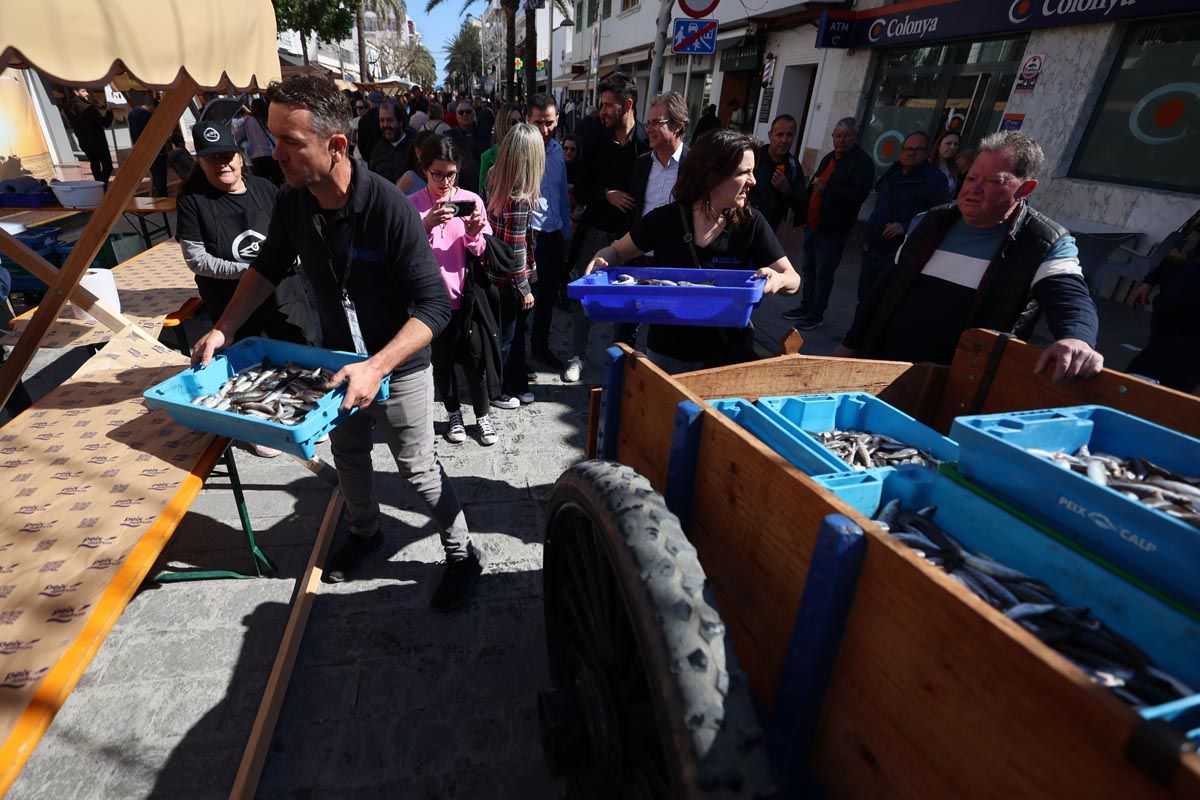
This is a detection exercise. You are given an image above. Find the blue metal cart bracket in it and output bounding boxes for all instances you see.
[766,513,867,797]
[665,400,704,531]
[597,346,627,461]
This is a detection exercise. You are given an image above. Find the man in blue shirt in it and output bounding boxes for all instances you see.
[526,93,573,373]
[839,131,1103,383]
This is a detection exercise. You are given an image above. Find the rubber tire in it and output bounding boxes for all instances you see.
[543,460,776,799]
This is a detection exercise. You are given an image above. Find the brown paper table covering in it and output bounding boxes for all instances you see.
[0,326,220,788]
[1,240,197,349]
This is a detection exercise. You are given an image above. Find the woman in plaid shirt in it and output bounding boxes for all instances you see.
[485,123,545,407]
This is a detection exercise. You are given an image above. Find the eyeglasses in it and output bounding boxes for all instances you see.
[458,109,475,116]
[428,169,458,183]
[644,118,670,129]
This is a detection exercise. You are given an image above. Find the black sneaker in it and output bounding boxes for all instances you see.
[781,305,811,320]
[431,543,487,611]
[794,315,824,331]
[531,347,565,371]
[324,531,382,583]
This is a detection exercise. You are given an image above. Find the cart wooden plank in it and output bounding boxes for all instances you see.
[935,329,1200,437]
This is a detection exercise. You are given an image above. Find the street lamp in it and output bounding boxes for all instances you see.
[548,8,574,104]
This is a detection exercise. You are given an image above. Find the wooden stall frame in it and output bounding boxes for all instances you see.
[597,334,1200,799]
[0,74,199,411]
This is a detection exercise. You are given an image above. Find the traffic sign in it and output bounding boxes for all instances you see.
[677,0,719,20]
[671,18,717,55]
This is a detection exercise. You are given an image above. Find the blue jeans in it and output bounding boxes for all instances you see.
[799,230,850,318]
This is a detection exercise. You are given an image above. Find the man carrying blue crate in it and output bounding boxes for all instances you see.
[191,75,484,612]
[837,131,1104,384]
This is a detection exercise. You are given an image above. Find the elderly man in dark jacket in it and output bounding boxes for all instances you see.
[838,131,1103,383]
[857,130,951,301]
[785,117,874,330]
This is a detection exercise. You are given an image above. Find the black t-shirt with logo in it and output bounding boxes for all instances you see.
[176,176,279,268]
[629,202,785,364]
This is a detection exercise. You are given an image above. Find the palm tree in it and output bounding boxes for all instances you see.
[445,21,483,93]
[426,0,516,100]
[356,0,406,82]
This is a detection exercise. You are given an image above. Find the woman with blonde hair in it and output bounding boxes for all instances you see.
[485,123,545,408]
[478,103,524,197]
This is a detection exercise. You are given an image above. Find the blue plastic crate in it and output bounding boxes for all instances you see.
[757,392,958,470]
[0,190,57,207]
[952,405,1200,613]
[143,337,389,460]
[14,226,60,251]
[812,467,895,516]
[870,465,1200,730]
[709,398,846,475]
[566,266,764,327]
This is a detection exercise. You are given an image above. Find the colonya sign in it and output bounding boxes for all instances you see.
[815,0,1197,49]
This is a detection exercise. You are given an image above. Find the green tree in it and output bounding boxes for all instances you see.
[426,0,518,100]
[356,0,406,82]
[445,21,483,93]
[273,0,360,65]
[379,36,438,85]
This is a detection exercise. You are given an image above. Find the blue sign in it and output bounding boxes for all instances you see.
[672,18,718,55]
[817,0,1199,49]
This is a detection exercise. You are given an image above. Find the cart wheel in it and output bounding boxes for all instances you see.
[540,460,775,799]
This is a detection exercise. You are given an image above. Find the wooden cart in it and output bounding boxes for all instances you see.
[537,328,1200,799]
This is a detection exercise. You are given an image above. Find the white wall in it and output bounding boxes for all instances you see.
[1004,24,1196,243]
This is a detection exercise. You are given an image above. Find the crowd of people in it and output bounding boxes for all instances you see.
[17,72,1190,611]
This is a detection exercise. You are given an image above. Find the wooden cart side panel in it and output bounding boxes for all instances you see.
[688,406,1199,799]
[672,355,948,423]
[613,353,701,490]
[935,329,1200,437]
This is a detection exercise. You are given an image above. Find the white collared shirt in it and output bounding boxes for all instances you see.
[643,142,684,217]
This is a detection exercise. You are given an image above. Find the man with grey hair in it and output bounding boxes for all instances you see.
[366,98,413,184]
[784,116,874,329]
[838,130,1103,382]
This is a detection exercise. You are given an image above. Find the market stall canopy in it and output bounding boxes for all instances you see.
[0,0,281,90]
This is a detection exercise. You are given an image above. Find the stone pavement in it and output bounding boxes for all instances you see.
[1,219,1164,799]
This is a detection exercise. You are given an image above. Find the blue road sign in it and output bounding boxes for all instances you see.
[671,18,718,56]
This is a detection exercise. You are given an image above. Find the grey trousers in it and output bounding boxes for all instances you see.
[329,366,472,560]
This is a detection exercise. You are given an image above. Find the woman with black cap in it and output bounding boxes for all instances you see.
[176,120,311,455]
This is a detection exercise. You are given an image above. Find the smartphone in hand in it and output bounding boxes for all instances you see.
[448,200,475,217]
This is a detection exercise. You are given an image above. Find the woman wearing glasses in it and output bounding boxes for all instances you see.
[407,136,498,445]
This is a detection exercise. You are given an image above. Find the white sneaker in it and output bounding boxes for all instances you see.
[445,410,466,443]
[517,391,535,405]
[477,414,498,446]
[562,356,583,383]
[492,394,520,410]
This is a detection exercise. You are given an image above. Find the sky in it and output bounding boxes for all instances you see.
[406,0,489,86]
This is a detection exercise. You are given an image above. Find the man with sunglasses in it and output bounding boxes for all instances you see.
[446,100,491,201]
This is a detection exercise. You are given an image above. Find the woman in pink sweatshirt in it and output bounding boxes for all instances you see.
[408,135,496,445]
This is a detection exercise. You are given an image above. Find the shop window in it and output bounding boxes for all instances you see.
[863,35,1027,171]
[1070,15,1200,194]
[620,0,637,11]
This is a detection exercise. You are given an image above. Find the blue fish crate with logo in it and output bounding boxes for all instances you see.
[757,392,959,471]
[143,337,389,460]
[567,267,764,327]
[708,398,846,475]
[869,465,1200,741]
[951,405,1200,614]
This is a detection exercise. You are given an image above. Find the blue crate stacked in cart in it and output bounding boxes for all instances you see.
[143,337,389,460]
[705,391,1200,744]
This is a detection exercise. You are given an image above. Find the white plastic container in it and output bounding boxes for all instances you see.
[49,180,103,208]
[65,268,120,322]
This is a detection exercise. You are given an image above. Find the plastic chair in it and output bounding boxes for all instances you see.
[1093,230,1182,302]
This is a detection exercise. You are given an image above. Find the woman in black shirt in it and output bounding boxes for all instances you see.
[586,129,800,370]
[177,120,307,346]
